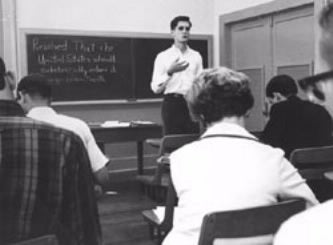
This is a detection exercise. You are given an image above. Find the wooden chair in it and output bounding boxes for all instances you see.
[137,134,199,202]
[289,145,333,202]
[142,179,178,245]
[9,235,58,245]
[198,199,306,245]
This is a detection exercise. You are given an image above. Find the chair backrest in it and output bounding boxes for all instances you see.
[160,179,178,232]
[289,145,333,180]
[159,134,200,156]
[9,235,58,245]
[198,199,305,245]
[151,134,199,186]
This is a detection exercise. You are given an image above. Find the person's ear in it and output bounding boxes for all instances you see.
[18,91,32,105]
[4,71,16,91]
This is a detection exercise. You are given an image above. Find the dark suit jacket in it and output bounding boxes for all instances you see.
[261,96,333,158]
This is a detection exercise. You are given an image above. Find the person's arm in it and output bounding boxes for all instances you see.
[81,122,111,188]
[278,156,319,207]
[94,161,111,189]
[195,53,203,75]
[151,54,190,94]
[261,104,285,147]
[151,53,173,94]
[313,106,333,145]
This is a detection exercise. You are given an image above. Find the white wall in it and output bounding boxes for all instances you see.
[13,0,214,73]
[17,0,213,34]
[213,0,274,66]
[214,0,274,16]
[14,0,277,69]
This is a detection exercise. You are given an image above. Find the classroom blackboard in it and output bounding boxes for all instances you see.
[24,31,212,102]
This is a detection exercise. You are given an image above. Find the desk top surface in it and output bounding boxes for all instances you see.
[89,121,161,129]
[89,122,162,142]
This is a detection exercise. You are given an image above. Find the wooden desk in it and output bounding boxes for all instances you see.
[90,124,162,174]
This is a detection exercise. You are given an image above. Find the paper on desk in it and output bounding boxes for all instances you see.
[153,206,166,223]
[131,120,155,125]
[101,121,131,128]
[153,206,178,223]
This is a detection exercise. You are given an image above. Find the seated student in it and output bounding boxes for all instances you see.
[274,199,333,245]
[273,4,333,245]
[261,74,332,158]
[162,67,318,245]
[16,74,110,188]
[0,57,101,244]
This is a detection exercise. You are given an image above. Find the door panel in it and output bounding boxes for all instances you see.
[230,17,270,131]
[227,4,314,131]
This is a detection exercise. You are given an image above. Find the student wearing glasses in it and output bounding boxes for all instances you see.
[274,3,333,245]
[151,16,203,135]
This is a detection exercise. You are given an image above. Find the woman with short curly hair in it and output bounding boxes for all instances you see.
[163,67,318,245]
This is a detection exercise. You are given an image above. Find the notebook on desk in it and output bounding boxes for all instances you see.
[88,120,159,128]
[101,121,131,128]
[130,120,157,127]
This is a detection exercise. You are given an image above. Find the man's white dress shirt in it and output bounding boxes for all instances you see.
[163,122,318,245]
[27,106,108,172]
[151,45,203,95]
[274,200,333,245]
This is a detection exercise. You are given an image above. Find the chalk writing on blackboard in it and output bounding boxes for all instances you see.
[30,37,120,84]
[25,32,210,102]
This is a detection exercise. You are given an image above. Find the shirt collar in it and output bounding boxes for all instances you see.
[202,121,257,139]
[171,44,190,54]
[0,100,25,116]
[27,106,56,118]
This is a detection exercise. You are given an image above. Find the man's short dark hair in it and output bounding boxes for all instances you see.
[170,16,192,30]
[17,74,52,99]
[0,57,6,90]
[319,3,333,30]
[266,74,298,98]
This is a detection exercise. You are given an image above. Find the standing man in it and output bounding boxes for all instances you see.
[151,16,203,135]
[0,57,101,245]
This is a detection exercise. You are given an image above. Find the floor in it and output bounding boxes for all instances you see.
[98,179,158,245]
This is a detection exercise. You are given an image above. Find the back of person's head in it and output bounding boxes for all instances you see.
[0,57,6,90]
[319,3,333,30]
[266,74,298,98]
[170,16,192,30]
[186,67,254,125]
[17,73,52,100]
[319,3,333,73]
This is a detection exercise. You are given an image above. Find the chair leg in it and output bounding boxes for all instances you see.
[157,227,163,245]
[147,224,155,239]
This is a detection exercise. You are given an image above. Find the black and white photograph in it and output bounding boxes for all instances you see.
[1,0,333,244]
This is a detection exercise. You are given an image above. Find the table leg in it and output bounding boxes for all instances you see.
[137,141,143,175]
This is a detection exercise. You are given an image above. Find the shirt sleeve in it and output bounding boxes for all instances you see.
[81,123,109,172]
[196,53,203,75]
[151,52,172,94]
[169,151,187,197]
[278,157,319,207]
